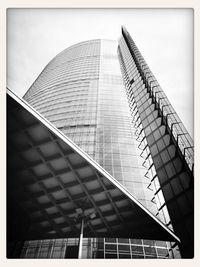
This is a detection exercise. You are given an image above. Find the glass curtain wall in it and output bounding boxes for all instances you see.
[21,40,175,259]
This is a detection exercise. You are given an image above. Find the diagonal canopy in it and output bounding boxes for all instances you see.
[7,89,180,243]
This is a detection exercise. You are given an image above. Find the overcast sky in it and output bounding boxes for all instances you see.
[7,8,193,136]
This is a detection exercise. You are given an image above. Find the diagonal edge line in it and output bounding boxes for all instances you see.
[7,87,180,243]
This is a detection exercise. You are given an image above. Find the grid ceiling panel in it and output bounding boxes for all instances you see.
[7,90,179,243]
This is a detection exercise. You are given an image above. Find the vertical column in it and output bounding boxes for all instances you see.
[78,218,84,259]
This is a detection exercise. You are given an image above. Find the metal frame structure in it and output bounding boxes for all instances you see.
[7,88,180,258]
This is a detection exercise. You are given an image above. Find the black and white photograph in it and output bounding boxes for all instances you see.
[6,7,194,261]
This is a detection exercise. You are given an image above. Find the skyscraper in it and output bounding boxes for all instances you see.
[118,27,194,258]
[7,27,193,259]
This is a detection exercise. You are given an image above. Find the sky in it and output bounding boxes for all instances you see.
[7,8,193,136]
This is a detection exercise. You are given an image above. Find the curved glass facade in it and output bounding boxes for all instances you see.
[24,40,157,214]
[23,39,177,258]
[24,40,101,159]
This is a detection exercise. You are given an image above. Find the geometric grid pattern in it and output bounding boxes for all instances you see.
[118,26,194,258]
[96,41,159,216]
[96,238,172,259]
[20,237,173,259]
[18,39,179,259]
[7,89,179,244]
[24,39,159,219]
[24,39,101,160]
[20,239,70,258]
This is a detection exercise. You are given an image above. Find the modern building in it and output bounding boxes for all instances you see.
[118,27,194,258]
[7,27,194,259]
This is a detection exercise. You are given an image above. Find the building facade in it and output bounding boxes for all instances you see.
[12,28,193,259]
[118,27,194,258]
